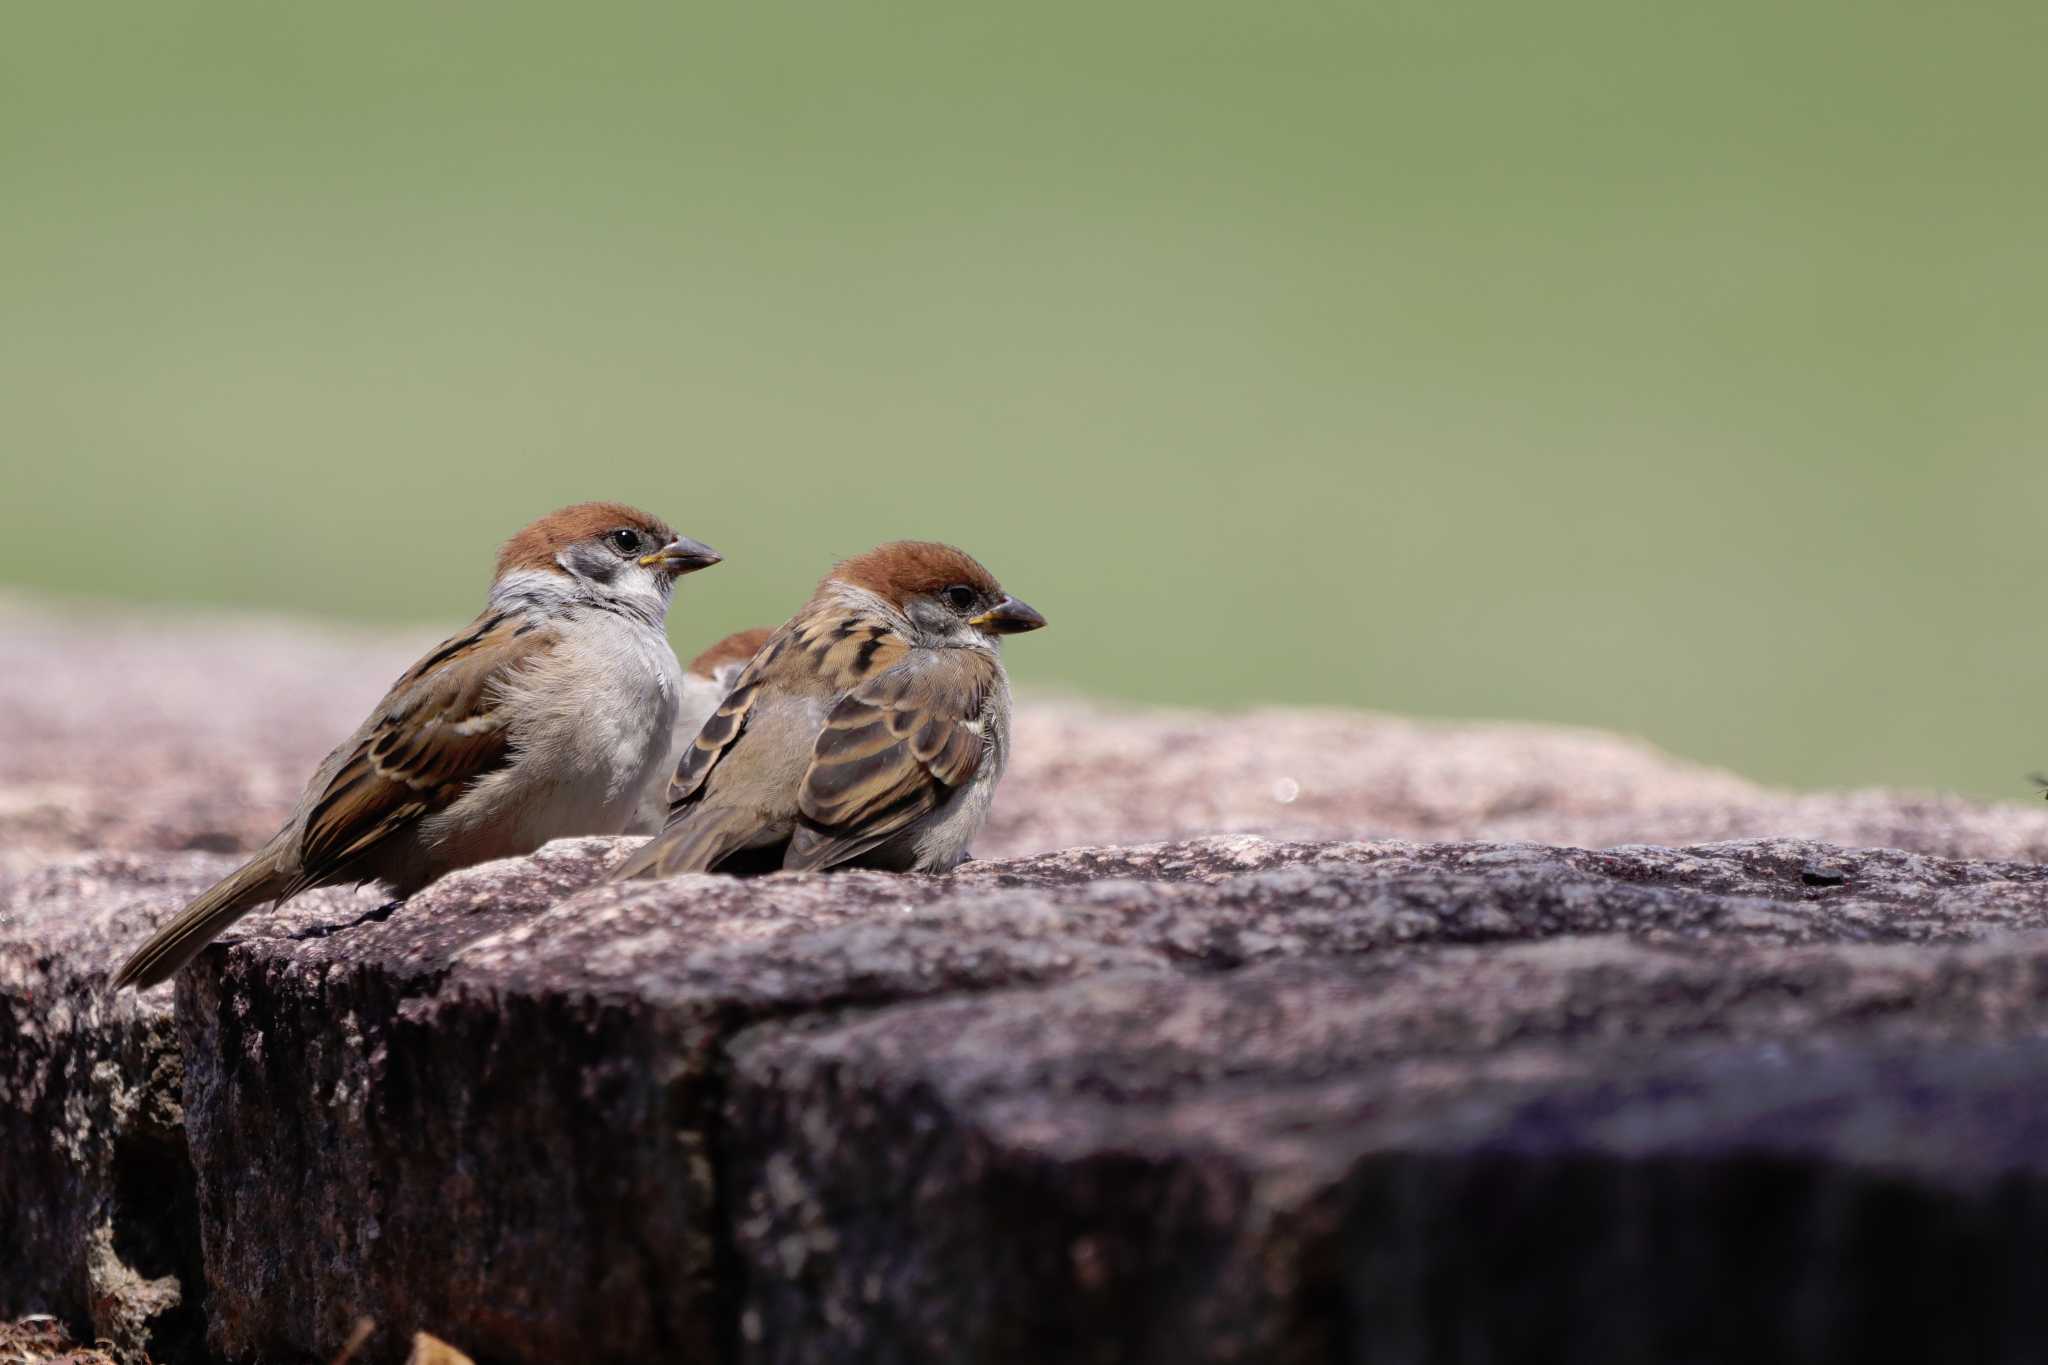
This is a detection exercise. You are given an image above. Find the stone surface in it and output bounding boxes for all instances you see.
[721,841,2048,1364]
[0,600,414,873]
[0,856,316,1363]
[170,836,1328,1363]
[724,963,2048,1363]
[12,600,2048,1363]
[144,834,2048,1361]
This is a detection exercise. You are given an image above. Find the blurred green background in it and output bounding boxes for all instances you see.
[3,1,2044,797]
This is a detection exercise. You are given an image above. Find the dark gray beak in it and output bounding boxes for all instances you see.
[969,595,1047,635]
[639,536,723,576]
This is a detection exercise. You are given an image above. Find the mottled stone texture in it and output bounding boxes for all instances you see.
[720,843,2048,1365]
[12,602,2048,1364]
[0,858,223,1364]
[152,836,2048,1363]
[170,837,1299,1362]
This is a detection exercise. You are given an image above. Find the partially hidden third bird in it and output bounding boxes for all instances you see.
[630,626,776,835]
[611,540,1046,881]
[111,502,722,990]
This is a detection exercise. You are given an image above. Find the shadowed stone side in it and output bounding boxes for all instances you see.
[172,837,1303,1362]
[0,858,239,1365]
[178,941,718,1362]
[1333,1041,2048,1364]
[723,955,2048,1364]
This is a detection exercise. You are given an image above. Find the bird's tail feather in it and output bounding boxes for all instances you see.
[110,851,291,990]
[609,809,763,881]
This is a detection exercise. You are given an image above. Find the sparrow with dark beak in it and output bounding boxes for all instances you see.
[613,540,1045,879]
[113,502,722,989]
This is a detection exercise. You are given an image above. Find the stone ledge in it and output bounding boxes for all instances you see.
[18,830,2048,1361]
[142,834,2048,1360]
[12,602,2048,1362]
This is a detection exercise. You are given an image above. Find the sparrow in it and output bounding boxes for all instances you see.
[611,540,1046,881]
[111,502,722,990]
[628,626,775,835]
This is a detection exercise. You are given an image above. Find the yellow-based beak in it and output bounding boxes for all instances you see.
[969,595,1047,635]
[640,536,723,576]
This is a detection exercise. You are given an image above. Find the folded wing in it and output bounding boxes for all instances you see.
[285,610,552,893]
[784,648,997,871]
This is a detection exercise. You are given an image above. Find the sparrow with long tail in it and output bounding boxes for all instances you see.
[113,502,721,989]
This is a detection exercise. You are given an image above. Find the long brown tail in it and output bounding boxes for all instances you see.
[110,850,292,990]
[608,808,762,881]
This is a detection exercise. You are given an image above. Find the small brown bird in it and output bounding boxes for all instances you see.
[612,541,1045,880]
[629,626,775,834]
[111,502,722,990]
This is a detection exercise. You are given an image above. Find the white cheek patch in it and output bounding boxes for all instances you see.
[489,569,579,613]
[620,564,673,603]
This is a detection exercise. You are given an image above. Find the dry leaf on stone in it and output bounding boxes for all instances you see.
[404,1333,475,1365]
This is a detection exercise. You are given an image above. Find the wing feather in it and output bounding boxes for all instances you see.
[667,671,763,809]
[662,609,914,814]
[784,648,997,871]
[620,607,990,881]
[287,611,553,889]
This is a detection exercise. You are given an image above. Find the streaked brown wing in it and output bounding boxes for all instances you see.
[289,610,555,888]
[785,648,997,871]
[665,641,776,811]
[664,609,911,813]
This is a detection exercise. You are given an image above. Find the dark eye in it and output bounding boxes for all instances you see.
[944,585,978,611]
[609,529,641,554]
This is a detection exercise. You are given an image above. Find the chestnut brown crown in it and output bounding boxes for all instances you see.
[827,541,1004,609]
[686,626,775,676]
[495,502,678,579]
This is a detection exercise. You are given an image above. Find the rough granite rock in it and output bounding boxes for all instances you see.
[141,835,2048,1361]
[12,601,2048,1363]
[728,984,2048,1364]
[0,857,353,1363]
